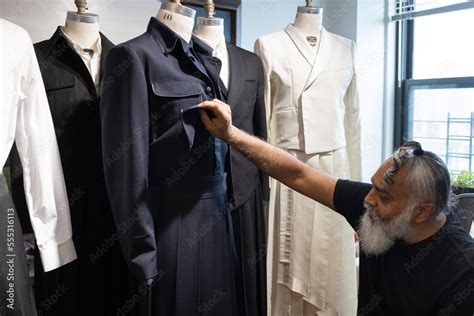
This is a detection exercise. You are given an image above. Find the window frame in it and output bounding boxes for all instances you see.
[394,2,474,172]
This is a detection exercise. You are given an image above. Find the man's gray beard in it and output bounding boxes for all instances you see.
[359,203,415,256]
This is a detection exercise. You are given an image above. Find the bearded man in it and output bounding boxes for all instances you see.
[198,99,474,315]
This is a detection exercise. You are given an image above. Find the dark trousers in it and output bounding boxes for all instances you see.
[0,175,37,316]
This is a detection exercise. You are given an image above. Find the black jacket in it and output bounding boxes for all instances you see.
[11,28,114,244]
[226,43,269,208]
[10,28,128,316]
[100,17,230,283]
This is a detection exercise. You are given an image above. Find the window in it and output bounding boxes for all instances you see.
[394,1,474,173]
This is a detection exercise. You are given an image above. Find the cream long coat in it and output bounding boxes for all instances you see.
[255,25,361,315]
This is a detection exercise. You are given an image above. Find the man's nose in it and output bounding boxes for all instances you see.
[364,189,377,207]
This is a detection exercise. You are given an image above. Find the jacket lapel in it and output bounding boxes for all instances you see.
[99,33,114,85]
[45,28,114,98]
[226,43,244,108]
[303,28,331,91]
[54,36,96,94]
[284,24,315,66]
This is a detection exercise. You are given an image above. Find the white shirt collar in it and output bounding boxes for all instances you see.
[60,27,102,57]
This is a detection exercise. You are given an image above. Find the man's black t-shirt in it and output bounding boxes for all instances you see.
[334,180,474,315]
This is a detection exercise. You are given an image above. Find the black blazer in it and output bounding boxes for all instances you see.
[100,18,227,282]
[10,28,129,316]
[226,44,269,208]
[11,28,115,247]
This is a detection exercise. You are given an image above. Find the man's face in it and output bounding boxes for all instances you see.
[359,159,416,255]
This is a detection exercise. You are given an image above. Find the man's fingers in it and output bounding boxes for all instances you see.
[199,101,227,121]
[199,109,213,126]
[199,101,218,110]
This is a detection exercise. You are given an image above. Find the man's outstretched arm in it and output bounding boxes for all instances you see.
[199,100,338,210]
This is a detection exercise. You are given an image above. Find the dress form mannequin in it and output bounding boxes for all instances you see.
[193,1,229,87]
[294,2,323,51]
[62,1,100,49]
[194,18,225,49]
[156,1,195,43]
[193,0,225,49]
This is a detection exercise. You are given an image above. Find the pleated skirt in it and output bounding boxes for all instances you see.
[132,174,239,316]
[232,183,267,316]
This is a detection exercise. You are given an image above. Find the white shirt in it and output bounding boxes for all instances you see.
[0,19,77,272]
[214,36,230,89]
[60,27,102,94]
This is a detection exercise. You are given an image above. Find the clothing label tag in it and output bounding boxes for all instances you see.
[82,48,94,56]
[164,12,173,21]
[306,36,318,47]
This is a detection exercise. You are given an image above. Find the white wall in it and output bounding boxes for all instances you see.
[0,0,394,181]
[0,0,160,44]
[355,0,390,180]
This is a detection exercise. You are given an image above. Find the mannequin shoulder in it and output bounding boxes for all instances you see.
[255,30,288,48]
[228,44,261,65]
[324,29,355,50]
[108,32,156,60]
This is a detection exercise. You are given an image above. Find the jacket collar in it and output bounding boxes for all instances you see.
[42,27,114,97]
[284,24,332,91]
[147,17,195,55]
[43,26,113,59]
[191,35,214,57]
[284,23,320,66]
[303,27,331,91]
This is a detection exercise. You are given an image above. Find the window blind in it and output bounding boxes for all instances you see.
[390,0,474,21]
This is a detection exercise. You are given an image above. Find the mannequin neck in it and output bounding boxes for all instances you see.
[194,22,225,50]
[156,9,194,43]
[294,12,323,38]
[63,19,100,49]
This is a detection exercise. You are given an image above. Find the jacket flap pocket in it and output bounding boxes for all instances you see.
[151,81,204,98]
[45,77,75,91]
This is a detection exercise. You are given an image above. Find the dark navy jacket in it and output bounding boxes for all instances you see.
[100,17,228,282]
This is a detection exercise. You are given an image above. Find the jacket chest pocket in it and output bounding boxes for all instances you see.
[45,77,78,127]
[151,81,205,121]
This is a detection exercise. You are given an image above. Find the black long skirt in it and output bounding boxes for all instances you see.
[0,175,37,316]
[232,183,267,316]
[128,174,239,316]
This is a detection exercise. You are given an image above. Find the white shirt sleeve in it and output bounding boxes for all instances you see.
[14,38,77,272]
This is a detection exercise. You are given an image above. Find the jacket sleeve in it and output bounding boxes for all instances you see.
[15,36,77,272]
[100,44,157,282]
[253,56,270,201]
[343,41,362,181]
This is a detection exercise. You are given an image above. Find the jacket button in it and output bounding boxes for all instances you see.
[205,86,212,93]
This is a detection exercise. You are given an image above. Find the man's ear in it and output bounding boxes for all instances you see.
[413,203,437,224]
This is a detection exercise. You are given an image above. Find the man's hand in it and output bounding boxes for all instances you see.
[198,99,337,210]
[199,99,234,141]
